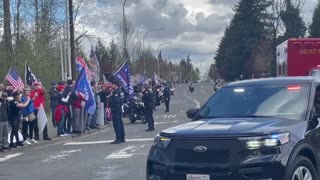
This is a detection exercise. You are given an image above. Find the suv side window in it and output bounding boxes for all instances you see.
[311,85,320,120]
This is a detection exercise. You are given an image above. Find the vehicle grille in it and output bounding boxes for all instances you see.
[168,139,247,165]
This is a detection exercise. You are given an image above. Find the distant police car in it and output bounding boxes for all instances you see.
[147,77,320,180]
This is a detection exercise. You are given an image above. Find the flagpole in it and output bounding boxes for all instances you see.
[24,61,27,84]
[3,67,12,84]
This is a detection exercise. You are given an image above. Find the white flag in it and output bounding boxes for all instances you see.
[37,104,48,133]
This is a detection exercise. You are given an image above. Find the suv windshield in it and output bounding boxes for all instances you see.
[198,84,310,120]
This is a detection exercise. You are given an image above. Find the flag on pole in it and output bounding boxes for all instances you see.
[113,61,134,98]
[37,104,48,133]
[5,68,24,90]
[75,69,96,115]
[153,73,160,84]
[76,57,92,80]
[87,45,101,83]
[25,65,38,86]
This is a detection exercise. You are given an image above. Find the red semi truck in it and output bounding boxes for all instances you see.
[276,38,320,77]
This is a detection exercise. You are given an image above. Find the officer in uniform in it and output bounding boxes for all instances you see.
[142,86,155,131]
[163,83,171,113]
[109,82,126,144]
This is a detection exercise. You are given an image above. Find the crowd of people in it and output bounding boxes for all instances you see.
[0,77,173,150]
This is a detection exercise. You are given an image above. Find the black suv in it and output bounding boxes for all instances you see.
[147,77,320,180]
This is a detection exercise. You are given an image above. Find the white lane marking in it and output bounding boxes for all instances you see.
[161,115,176,118]
[0,153,23,162]
[155,120,178,125]
[184,90,200,108]
[105,146,139,159]
[42,149,82,163]
[64,138,154,146]
[64,141,108,145]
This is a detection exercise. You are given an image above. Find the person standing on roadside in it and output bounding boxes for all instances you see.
[49,82,59,128]
[30,82,51,141]
[109,82,125,144]
[9,92,30,148]
[142,86,155,131]
[163,83,171,113]
[63,79,77,134]
[21,87,36,144]
[55,85,72,137]
[0,92,10,151]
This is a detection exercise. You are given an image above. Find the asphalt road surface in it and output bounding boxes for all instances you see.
[0,83,213,180]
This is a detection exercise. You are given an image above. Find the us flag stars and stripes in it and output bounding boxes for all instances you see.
[5,68,24,90]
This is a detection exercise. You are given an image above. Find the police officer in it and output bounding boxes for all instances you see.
[163,83,171,113]
[109,82,126,144]
[142,86,155,131]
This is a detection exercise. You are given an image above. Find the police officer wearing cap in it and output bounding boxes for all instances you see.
[109,82,126,144]
[142,86,155,131]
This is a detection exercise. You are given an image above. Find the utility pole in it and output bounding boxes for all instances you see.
[123,0,129,62]
[69,0,76,79]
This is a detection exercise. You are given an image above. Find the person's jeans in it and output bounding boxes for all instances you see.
[88,110,98,127]
[57,109,66,136]
[10,120,19,144]
[22,119,34,140]
[51,105,57,128]
[145,109,154,130]
[0,121,9,147]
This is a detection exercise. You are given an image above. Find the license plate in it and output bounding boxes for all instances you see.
[186,174,210,180]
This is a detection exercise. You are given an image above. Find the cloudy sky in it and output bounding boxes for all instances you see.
[77,0,318,76]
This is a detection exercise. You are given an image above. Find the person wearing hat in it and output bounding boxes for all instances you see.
[109,81,126,144]
[30,82,51,141]
[8,92,30,148]
[0,92,9,151]
[49,82,59,128]
[55,85,72,136]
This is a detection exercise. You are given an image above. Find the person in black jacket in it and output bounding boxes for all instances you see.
[63,79,77,134]
[163,84,171,113]
[49,82,59,127]
[142,87,155,131]
[109,82,125,144]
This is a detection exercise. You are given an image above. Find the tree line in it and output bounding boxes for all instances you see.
[208,0,320,81]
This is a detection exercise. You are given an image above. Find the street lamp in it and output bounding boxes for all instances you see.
[143,28,165,76]
[156,41,173,78]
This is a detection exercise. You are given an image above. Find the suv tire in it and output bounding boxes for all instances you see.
[285,156,317,180]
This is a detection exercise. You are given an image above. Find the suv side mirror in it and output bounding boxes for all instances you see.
[187,108,199,119]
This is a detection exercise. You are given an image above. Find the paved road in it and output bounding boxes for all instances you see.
[0,83,213,180]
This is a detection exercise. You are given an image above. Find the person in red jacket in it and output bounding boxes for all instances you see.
[55,85,72,136]
[72,92,86,134]
[30,82,51,141]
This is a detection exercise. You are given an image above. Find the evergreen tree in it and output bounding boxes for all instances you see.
[214,0,272,80]
[309,0,320,37]
[279,0,306,41]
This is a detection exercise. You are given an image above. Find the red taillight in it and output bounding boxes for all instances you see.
[288,86,301,90]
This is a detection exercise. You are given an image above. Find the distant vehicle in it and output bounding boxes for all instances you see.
[147,77,320,180]
[277,38,320,77]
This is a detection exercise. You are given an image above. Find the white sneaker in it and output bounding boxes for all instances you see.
[31,139,38,143]
[63,133,69,136]
[59,134,65,137]
[24,140,31,145]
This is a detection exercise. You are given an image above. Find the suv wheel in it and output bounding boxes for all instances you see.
[285,156,316,180]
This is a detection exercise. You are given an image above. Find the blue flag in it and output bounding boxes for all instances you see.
[113,61,134,98]
[75,69,96,115]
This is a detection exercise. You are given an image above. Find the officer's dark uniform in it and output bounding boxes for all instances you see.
[142,88,155,131]
[163,86,171,112]
[110,87,125,144]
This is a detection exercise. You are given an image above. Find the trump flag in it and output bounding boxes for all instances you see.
[75,69,96,115]
[113,61,134,98]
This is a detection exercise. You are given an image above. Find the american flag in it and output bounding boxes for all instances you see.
[6,68,24,90]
